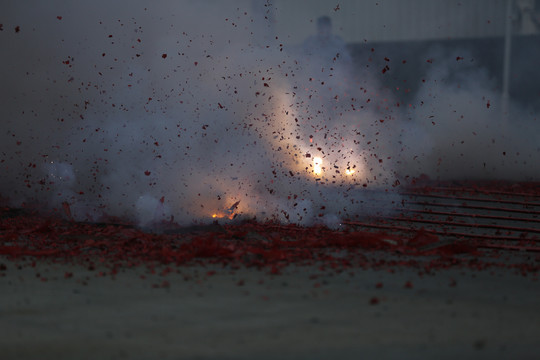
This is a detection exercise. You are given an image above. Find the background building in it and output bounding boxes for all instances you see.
[271,0,539,43]
[264,0,540,110]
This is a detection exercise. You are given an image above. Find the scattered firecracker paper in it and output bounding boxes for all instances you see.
[0,181,538,277]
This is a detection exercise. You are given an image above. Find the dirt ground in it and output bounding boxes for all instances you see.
[1,257,539,360]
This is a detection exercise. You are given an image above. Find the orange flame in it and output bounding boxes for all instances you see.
[211,200,240,220]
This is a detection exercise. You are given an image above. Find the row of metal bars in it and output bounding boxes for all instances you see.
[344,183,540,252]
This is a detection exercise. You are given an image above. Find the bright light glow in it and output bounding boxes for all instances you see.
[313,157,323,175]
[211,212,235,220]
[211,200,241,220]
[345,168,355,175]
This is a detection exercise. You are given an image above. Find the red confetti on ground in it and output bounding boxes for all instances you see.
[0,181,538,277]
[0,208,536,277]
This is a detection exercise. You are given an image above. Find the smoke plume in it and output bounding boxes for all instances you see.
[0,1,537,227]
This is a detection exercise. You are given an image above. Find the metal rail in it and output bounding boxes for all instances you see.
[346,182,540,252]
[402,192,540,207]
[387,216,540,235]
[343,221,538,242]
[408,187,540,198]
[400,208,540,224]
[405,201,540,216]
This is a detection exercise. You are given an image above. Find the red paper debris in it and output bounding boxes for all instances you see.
[0,180,538,279]
[62,202,73,220]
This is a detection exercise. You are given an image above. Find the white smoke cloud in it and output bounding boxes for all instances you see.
[398,47,539,181]
[0,1,537,228]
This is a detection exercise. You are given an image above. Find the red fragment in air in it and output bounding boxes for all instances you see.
[144,170,151,176]
[15,26,20,33]
[62,202,73,220]
[162,54,167,59]
[369,297,380,305]
[57,16,63,20]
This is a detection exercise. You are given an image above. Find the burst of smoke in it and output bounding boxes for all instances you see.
[399,47,539,181]
[0,1,537,227]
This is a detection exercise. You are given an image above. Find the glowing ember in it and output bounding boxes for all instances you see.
[212,212,235,220]
[313,157,323,175]
[345,168,355,175]
[211,201,240,220]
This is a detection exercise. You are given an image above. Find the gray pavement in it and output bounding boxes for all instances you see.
[1,259,539,359]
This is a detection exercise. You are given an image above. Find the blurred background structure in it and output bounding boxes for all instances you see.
[271,0,540,110]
